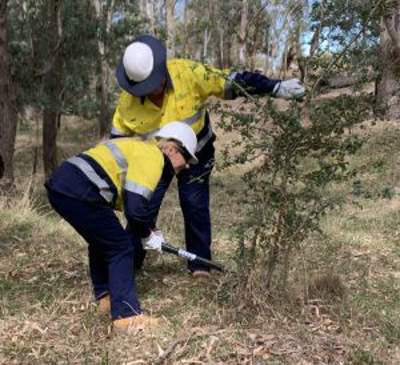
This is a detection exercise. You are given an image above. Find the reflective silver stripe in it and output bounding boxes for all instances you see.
[224,72,237,100]
[136,129,159,139]
[196,123,213,152]
[134,110,204,139]
[182,109,203,126]
[103,141,128,192]
[125,179,153,200]
[111,126,129,136]
[104,141,128,171]
[67,156,114,203]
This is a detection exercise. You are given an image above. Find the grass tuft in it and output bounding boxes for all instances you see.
[307,272,347,302]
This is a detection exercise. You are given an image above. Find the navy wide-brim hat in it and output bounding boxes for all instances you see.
[116,35,167,97]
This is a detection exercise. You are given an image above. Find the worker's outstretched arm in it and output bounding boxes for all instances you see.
[229,71,305,100]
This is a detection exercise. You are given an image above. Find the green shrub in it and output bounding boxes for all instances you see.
[214,92,370,303]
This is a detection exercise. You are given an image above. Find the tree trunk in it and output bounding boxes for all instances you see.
[309,24,321,56]
[147,0,155,33]
[238,0,248,66]
[165,0,175,57]
[223,31,232,68]
[181,0,189,57]
[249,31,259,71]
[376,6,400,120]
[0,0,17,191]
[264,44,271,74]
[248,11,266,71]
[302,2,322,83]
[282,18,303,79]
[217,27,224,68]
[91,0,114,138]
[42,0,63,178]
[279,37,290,78]
[140,0,155,34]
[202,27,208,61]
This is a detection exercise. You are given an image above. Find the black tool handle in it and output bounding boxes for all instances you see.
[161,242,224,272]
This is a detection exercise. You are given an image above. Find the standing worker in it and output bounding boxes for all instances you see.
[45,122,198,331]
[113,35,305,277]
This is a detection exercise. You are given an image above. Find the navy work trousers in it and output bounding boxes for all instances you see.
[46,189,142,320]
[148,138,215,272]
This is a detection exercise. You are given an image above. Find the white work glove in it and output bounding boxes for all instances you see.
[273,78,305,100]
[141,231,164,253]
[152,229,165,242]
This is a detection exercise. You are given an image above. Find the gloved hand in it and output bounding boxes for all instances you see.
[141,231,164,253]
[152,229,165,242]
[273,78,305,100]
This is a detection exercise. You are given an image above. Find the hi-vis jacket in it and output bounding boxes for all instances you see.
[46,138,164,237]
[111,59,235,151]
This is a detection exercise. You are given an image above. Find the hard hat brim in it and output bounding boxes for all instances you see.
[116,35,167,97]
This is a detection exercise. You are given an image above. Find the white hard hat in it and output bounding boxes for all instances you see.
[116,35,168,97]
[123,42,154,82]
[155,122,198,164]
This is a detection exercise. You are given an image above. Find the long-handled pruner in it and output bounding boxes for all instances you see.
[161,242,225,272]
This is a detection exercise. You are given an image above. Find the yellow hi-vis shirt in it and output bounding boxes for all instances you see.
[69,138,164,212]
[112,59,233,150]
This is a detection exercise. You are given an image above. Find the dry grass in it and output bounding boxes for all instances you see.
[1,110,400,364]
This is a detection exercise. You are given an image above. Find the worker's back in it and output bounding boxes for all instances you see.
[46,138,164,210]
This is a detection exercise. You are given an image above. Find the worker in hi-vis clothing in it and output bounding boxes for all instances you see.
[45,122,197,331]
[113,35,305,278]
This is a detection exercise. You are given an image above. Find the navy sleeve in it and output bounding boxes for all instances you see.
[233,71,281,97]
[123,190,153,238]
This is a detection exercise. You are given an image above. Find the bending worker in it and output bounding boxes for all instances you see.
[45,122,198,331]
[113,35,305,277]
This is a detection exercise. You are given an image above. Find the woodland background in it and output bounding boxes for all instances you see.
[2,0,400,183]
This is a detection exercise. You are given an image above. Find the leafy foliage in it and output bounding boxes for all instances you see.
[7,0,143,119]
[214,90,371,300]
[307,0,388,91]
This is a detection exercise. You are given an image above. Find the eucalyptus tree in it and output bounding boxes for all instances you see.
[165,0,176,56]
[8,0,144,176]
[8,0,96,176]
[307,0,400,120]
[0,0,17,190]
[41,0,63,176]
[376,1,400,119]
[308,0,381,93]
[90,0,143,137]
[91,0,115,137]
[180,0,220,62]
[139,0,156,34]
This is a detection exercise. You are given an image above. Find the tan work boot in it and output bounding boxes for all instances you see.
[192,270,211,279]
[113,314,159,333]
[97,295,111,315]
